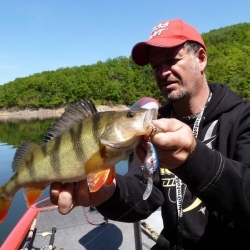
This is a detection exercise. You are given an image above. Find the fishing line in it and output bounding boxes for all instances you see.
[83,206,108,226]
[83,199,144,247]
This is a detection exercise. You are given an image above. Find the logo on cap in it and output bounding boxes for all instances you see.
[149,21,169,40]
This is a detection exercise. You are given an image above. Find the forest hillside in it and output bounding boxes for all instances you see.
[0,22,250,110]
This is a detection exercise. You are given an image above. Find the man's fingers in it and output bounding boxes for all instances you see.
[143,118,197,169]
[75,179,116,207]
[152,118,181,132]
[49,178,117,215]
[91,180,116,206]
[75,180,90,207]
[57,183,76,215]
[50,182,63,205]
[151,118,193,148]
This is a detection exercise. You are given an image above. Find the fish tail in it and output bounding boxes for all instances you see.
[0,186,12,223]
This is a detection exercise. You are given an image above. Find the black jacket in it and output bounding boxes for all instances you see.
[97,83,250,249]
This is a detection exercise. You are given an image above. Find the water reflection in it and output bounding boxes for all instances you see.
[0,117,129,246]
[0,118,56,246]
[0,117,56,147]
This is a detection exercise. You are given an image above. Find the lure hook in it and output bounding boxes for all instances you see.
[147,126,157,141]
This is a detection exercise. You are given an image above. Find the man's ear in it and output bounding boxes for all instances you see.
[197,48,207,72]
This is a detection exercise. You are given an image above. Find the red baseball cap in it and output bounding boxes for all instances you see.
[131,19,206,66]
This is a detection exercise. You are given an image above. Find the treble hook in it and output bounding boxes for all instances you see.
[147,126,157,141]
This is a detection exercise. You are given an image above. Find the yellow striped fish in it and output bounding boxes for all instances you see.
[0,99,157,222]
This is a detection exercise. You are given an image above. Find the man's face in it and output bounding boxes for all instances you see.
[148,45,202,102]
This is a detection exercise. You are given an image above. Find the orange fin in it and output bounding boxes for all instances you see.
[87,167,116,193]
[0,187,12,223]
[105,167,116,185]
[24,187,44,207]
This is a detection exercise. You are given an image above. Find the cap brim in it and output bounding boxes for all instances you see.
[131,38,187,66]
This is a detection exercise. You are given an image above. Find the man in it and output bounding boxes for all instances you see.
[50,19,250,249]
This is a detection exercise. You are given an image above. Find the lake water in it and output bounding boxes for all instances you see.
[0,118,129,246]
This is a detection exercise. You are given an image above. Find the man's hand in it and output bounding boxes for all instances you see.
[50,179,116,215]
[136,118,196,169]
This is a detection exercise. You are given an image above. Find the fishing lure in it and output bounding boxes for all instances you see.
[142,127,159,200]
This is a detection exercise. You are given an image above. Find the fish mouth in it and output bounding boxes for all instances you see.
[144,109,157,126]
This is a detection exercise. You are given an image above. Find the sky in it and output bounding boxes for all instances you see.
[0,0,250,85]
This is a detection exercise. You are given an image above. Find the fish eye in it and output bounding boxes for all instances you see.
[127,111,135,118]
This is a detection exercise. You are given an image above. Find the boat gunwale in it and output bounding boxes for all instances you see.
[1,198,56,250]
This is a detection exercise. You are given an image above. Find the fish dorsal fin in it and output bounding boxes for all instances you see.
[87,167,115,192]
[44,98,98,142]
[12,141,40,172]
